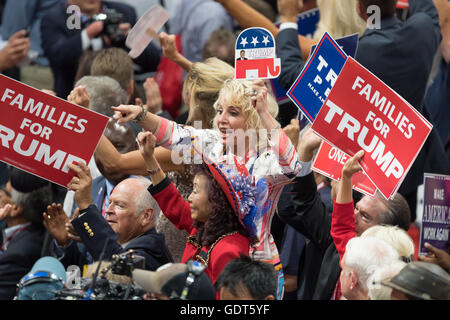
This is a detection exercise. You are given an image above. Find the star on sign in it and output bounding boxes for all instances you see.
[240,37,248,48]
[262,35,270,46]
[251,36,259,47]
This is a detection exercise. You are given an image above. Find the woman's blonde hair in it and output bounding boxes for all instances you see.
[361,225,415,262]
[212,79,279,150]
[183,57,235,128]
[314,0,367,40]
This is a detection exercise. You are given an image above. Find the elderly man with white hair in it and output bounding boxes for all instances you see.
[339,236,399,300]
[44,162,173,271]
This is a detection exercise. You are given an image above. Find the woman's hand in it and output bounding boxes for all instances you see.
[251,80,269,115]
[296,127,322,162]
[158,32,180,61]
[112,104,142,124]
[283,119,300,146]
[143,78,163,114]
[137,131,157,160]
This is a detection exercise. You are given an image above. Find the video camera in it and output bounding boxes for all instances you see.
[58,250,146,300]
[17,251,147,300]
[92,8,127,47]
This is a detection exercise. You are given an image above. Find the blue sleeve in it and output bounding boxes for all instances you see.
[276,28,306,90]
[71,205,123,261]
[408,0,441,47]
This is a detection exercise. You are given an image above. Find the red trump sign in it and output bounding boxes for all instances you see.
[311,57,432,199]
[0,75,109,188]
[312,141,377,197]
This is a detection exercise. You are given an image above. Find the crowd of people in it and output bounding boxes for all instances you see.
[0,0,449,302]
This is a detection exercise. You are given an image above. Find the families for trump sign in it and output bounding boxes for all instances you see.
[311,57,432,199]
[0,75,109,187]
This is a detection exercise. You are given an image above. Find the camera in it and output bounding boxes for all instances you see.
[92,8,127,47]
[57,250,146,300]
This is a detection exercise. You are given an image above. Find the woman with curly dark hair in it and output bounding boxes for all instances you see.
[138,131,262,286]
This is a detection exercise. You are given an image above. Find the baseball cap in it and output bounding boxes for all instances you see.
[382,261,450,300]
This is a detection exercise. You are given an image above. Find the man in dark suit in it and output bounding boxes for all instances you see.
[0,170,53,300]
[45,163,173,272]
[41,0,161,99]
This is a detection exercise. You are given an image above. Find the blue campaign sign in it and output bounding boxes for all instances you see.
[287,32,348,123]
[270,32,358,104]
[297,8,320,37]
[310,33,359,59]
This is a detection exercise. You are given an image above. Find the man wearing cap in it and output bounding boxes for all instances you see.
[0,168,53,299]
[382,261,450,300]
[45,162,173,271]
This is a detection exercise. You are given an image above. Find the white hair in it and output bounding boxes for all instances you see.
[368,260,407,300]
[343,237,399,292]
[131,177,160,224]
[75,75,127,117]
[361,225,415,262]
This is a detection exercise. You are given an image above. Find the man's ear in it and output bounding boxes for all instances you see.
[140,208,154,227]
[264,294,275,300]
[10,204,23,218]
[350,270,359,290]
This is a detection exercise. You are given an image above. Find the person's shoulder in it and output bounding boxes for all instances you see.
[215,232,250,250]
[41,1,65,24]
[103,1,136,20]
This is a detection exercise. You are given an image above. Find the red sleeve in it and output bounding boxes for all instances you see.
[151,180,194,233]
[331,199,356,267]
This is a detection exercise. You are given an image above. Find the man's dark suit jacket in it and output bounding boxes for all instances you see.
[41,1,161,98]
[278,173,340,300]
[0,223,46,299]
[70,204,173,271]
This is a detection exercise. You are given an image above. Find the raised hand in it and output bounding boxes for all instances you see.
[111,104,142,124]
[0,203,12,220]
[0,30,30,71]
[296,127,322,162]
[277,0,303,23]
[66,208,82,243]
[67,162,93,211]
[342,150,364,180]
[283,118,300,146]
[43,203,70,246]
[158,32,179,61]
[143,78,163,114]
[137,131,157,160]
[418,242,450,271]
[68,85,90,108]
